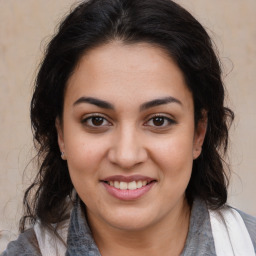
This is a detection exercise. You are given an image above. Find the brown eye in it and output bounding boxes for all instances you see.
[145,115,175,128]
[82,115,111,128]
[152,117,165,126]
[91,116,104,126]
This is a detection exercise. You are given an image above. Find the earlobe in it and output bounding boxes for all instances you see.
[193,110,208,159]
[55,118,66,160]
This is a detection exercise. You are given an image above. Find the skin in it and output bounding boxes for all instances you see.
[56,41,207,256]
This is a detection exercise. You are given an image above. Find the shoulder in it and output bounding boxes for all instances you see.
[209,205,256,254]
[1,228,41,256]
[234,208,256,248]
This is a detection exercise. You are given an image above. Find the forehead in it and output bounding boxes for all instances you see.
[65,41,193,109]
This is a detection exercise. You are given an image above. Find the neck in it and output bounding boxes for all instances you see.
[87,197,191,256]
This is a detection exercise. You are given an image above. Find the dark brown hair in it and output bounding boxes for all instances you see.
[20,0,234,231]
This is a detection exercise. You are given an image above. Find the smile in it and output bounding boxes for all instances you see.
[101,175,156,200]
[107,180,148,190]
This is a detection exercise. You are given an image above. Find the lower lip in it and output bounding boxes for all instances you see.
[102,182,156,200]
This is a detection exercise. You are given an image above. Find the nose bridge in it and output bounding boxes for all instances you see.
[108,123,147,169]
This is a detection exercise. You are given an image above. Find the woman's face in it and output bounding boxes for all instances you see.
[57,42,206,232]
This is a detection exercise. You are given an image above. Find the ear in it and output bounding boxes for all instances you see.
[55,118,67,160]
[193,110,208,160]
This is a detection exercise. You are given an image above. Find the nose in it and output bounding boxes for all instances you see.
[107,125,148,170]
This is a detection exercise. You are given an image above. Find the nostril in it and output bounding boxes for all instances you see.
[108,149,148,170]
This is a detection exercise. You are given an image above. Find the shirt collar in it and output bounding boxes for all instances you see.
[66,198,101,256]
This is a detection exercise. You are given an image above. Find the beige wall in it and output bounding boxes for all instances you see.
[0,0,255,251]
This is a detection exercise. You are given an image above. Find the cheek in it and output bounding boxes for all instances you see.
[65,134,108,178]
[152,134,194,170]
[153,137,194,199]
[151,132,194,194]
[65,138,106,200]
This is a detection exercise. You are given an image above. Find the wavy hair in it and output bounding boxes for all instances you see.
[20,0,234,231]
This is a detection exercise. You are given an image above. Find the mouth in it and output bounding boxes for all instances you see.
[100,175,157,200]
[103,180,154,190]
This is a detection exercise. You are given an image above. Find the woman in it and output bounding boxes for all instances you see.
[2,0,256,255]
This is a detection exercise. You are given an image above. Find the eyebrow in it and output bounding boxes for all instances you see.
[73,96,182,111]
[139,96,182,111]
[73,97,114,109]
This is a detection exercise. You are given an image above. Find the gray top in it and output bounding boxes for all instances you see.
[2,198,256,256]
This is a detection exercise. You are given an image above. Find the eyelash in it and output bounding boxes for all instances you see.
[81,114,176,129]
[81,114,112,128]
[144,114,176,128]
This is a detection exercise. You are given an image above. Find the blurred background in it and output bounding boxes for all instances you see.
[0,0,255,251]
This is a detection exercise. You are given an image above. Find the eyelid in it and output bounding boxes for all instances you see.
[81,113,113,127]
[144,113,176,127]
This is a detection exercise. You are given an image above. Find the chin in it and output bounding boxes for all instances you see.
[102,208,158,232]
[110,219,153,232]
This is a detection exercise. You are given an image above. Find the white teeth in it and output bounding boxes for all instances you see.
[137,180,142,188]
[114,181,120,189]
[128,181,137,190]
[108,180,150,190]
[120,182,128,189]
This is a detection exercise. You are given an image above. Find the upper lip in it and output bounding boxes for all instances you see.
[101,175,156,183]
